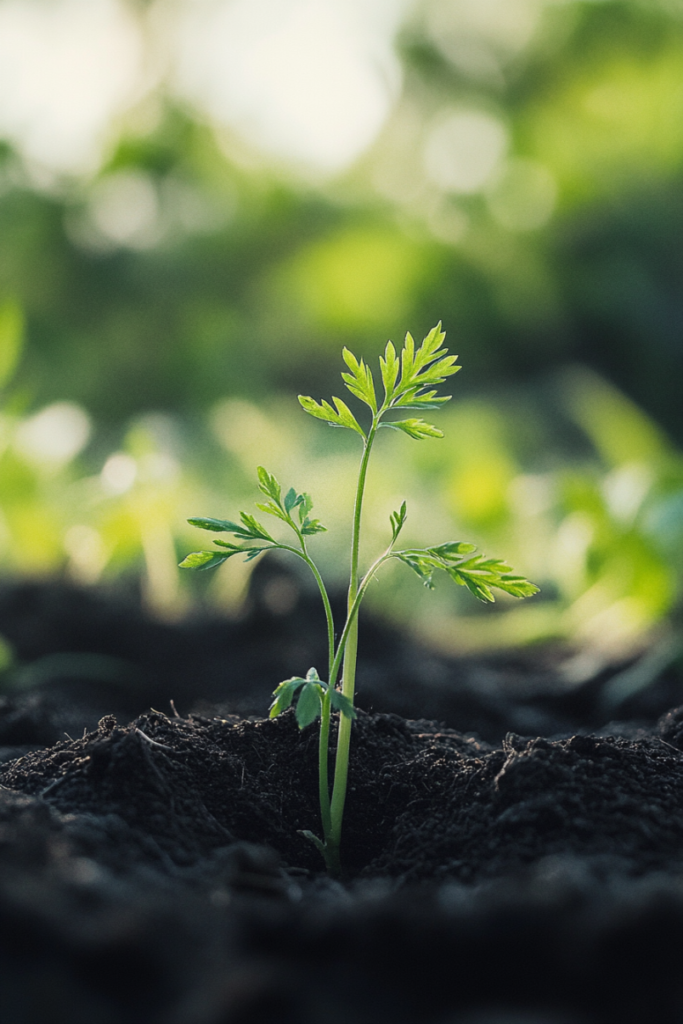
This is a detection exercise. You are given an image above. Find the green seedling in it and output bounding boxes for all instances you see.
[180,324,538,875]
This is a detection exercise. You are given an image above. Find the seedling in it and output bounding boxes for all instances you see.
[181,324,538,875]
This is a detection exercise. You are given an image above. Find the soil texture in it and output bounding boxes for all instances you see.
[1,574,683,1023]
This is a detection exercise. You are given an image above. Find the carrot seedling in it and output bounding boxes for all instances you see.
[180,324,538,875]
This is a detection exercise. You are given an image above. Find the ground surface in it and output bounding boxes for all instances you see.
[2,574,683,1023]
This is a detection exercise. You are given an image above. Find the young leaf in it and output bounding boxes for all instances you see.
[284,487,301,514]
[179,551,230,570]
[395,552,437,588]
[341,348,377,413]
[329,689,357,720]
[400,330,416,384]
[298,829,327,855]
[212,538,255,551]
[489,575,540,599]
[298,395,365,437]
[269,677,306,718]
[392,389,451,411]
[213,539,271,561]
[239,512,274,542]
[301,517,326,536]
[295,681,323,728]
[298,493,314,521]
[429,541,477,558]
[379,340,399,403]
[449,569,495,603]
[243,547,267,562]
[390,501,407,542]
[187,516,241,533]
[381,418,444,440]
[393,544,539,604]
[257,466,282,505]
[256,501,289,523]
[390,324,460,410]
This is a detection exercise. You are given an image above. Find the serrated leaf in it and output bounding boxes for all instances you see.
[269,677,306,718]
[212,539,252,551]
[187,516,241,533]
[179,551,229,570]
[329,689,357,720]
[212,538,271,559]
[396,552,436,588]
[387,324,461,414]
[298,493,314,521]
[341,348,377,413]
[256,501,288,522]
[382,418,444,440]
[257,466,281,505]
[298,395,365,437]
[298,394,340,424]
[239,512,274,541]
[380,340,399,402]
[400,331,416,384]
[454,571,495,603]
[243,547,267,562]
[392,391,452,411]
[284,487,300,513]
[330,397,365,435]
[395,544,538,603]
[429,541,477,558]
[493,577,540,599]
[295,682,323,728]
[301,517,326,535]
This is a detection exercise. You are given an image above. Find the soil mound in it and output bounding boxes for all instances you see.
[3,579,683,1022]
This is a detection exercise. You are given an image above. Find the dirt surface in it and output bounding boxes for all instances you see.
[2,575,683,1022]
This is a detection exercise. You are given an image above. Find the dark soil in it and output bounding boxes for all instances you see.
[2,571,683,1023]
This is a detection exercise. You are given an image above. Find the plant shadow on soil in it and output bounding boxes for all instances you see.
[2,562,683,1023]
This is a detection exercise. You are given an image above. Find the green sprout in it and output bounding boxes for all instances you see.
[180,325,539,875]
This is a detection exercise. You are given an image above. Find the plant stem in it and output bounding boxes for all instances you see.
[326,420,378,868]
[318,688,332,838]
[296,545,336,837]
[279,542,336,837]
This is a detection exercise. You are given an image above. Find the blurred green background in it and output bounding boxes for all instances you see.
[1,0,683,670]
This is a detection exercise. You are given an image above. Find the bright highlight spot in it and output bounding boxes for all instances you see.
[64,524,108,583]
[171,0,404,174]
[486,158,557,232]
[0,0,145,176]
[424,110,508,194]
[101,453,137,495]
[87,171,161,249]
[14,403,91,469]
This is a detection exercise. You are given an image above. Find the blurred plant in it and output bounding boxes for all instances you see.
[2,3,683,440]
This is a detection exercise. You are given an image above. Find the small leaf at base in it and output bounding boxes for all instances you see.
[295,681,323,728]
[298,830,327,855]
[329,689,357,719]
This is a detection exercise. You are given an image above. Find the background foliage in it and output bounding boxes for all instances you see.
[1,0,682,667]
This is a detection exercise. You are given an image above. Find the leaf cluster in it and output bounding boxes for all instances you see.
[298,323,460,439]
[269,667,356,729]
[179,466,325,570]
[395,543,540,603]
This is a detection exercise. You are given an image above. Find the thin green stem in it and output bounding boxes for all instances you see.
[318,688,332,838]
[277,543,335,678]
[326,551,392,859]
[278,542,335,835]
